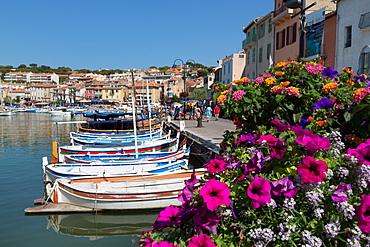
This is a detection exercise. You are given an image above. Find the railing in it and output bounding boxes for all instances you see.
[273,5,287,18]
[242,34,257,49]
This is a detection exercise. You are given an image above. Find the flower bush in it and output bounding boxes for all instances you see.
[139,121,370,246]
[138,59,370,246]
[213,59,370,146]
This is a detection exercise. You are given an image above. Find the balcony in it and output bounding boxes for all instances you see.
[242,34,257,50]
[272,5,296,26]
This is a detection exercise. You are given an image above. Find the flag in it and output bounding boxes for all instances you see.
[269,54,274,68]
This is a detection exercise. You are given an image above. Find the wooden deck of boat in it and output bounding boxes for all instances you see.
[24,202,102,214]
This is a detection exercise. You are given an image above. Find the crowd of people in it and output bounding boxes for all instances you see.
[168,103,220,122]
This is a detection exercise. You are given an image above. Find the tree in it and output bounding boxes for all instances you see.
[197,69,209,78]
[189,88,208,101]
[29,63,37,68]
[18,64,27,69]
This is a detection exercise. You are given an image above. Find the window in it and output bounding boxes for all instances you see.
[286,23,297,45]
[258,23,265,39]
[259,47,263,63]
[252,48,256,63]
[345,26,352,47]
[359,46,370,76]
[276,29,286,50]
[268,18,272,33]
[223,65,226,75]
[252,71,256,79]
[267,43,272,59]
[239,54,244,58]
[228,63,231,73]
[247,51,250,65]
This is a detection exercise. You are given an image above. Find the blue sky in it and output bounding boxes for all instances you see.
[2,0,273,70]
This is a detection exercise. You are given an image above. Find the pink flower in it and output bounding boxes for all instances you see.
[232,90,246,101]
[204,156,227,173]
[293,127,331,155]
[297,156,328,183]
[148,241,177,247]
[188,234,216,247]
[200,179,230,211]
[304,63,324,74]
[155,205,183,228]
[271,118,291,132]
[247,176,271,209]
[348,139,370,165]
[355,195,370,233]
[286,86,300,97]
[258,134,279,146]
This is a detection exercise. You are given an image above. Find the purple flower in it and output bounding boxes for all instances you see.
[200,179,230,211]
[321,67,338,79]
[299,116,311,128]
[234,133,257,146]
[271,176,298,197]
[313,97,334,112]
[244,150,270,173]
[354,75,369,84]
[247,176,271,209]
[155,205,183,228]
[331,184,351,202]
[355,195,370,233]
[271,118,291,132]
[188,234,216,247]
[348,139,370,165]
[192,206,220,236]
[297,156,328,183]
[178,170,200,205]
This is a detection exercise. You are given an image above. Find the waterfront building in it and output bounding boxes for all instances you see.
[219,51,246,84]
[335,0,370,76]
[242,12,275,79]
[271,0,335,64]
[29,84,58,103]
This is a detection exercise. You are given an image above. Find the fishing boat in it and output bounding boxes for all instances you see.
[64,147,189,164]
[69,129,167,146]
[43,169,206,211]
[0,110,12,116]
[58,131,181,162]
[43,156,188,182]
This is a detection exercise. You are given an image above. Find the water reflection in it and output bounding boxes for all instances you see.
[46,212,159,241]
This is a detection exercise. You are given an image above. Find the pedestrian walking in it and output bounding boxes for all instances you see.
[213,105,220,121]
[205,106,212,122]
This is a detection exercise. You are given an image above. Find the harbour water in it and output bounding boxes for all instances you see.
[0,113,158,247]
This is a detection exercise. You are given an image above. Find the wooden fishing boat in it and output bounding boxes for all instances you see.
[43,156,188,182]
[44,169,206,211]
[64,147,189,164]
[69,129,168,146]
[58,131,181,161]
[70,127,163,139]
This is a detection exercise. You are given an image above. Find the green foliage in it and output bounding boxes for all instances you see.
[189,88,208,101]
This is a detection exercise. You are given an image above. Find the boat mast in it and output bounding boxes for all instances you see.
[146,79,153,141]
[131,70,138,158]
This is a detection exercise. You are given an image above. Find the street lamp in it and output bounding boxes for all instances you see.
[283,0,317,59]
[172,59,196,93]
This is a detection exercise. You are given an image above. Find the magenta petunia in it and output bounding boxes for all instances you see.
[301,134,331,156]
[331,184,351,202]
[179,170,200,205]
[247,176,271,209]
[271,118,291,132]
[270,139,287,159]
[204,157,227,173]
[258,134,279,146]
[188,234,217,247]
[200,179,230,211]
[355,195,370,233]
[297,156,328,183]
[149,241,177,247]
[348,139,370,165]
[156,205,183,228]
[271,176,298,197]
